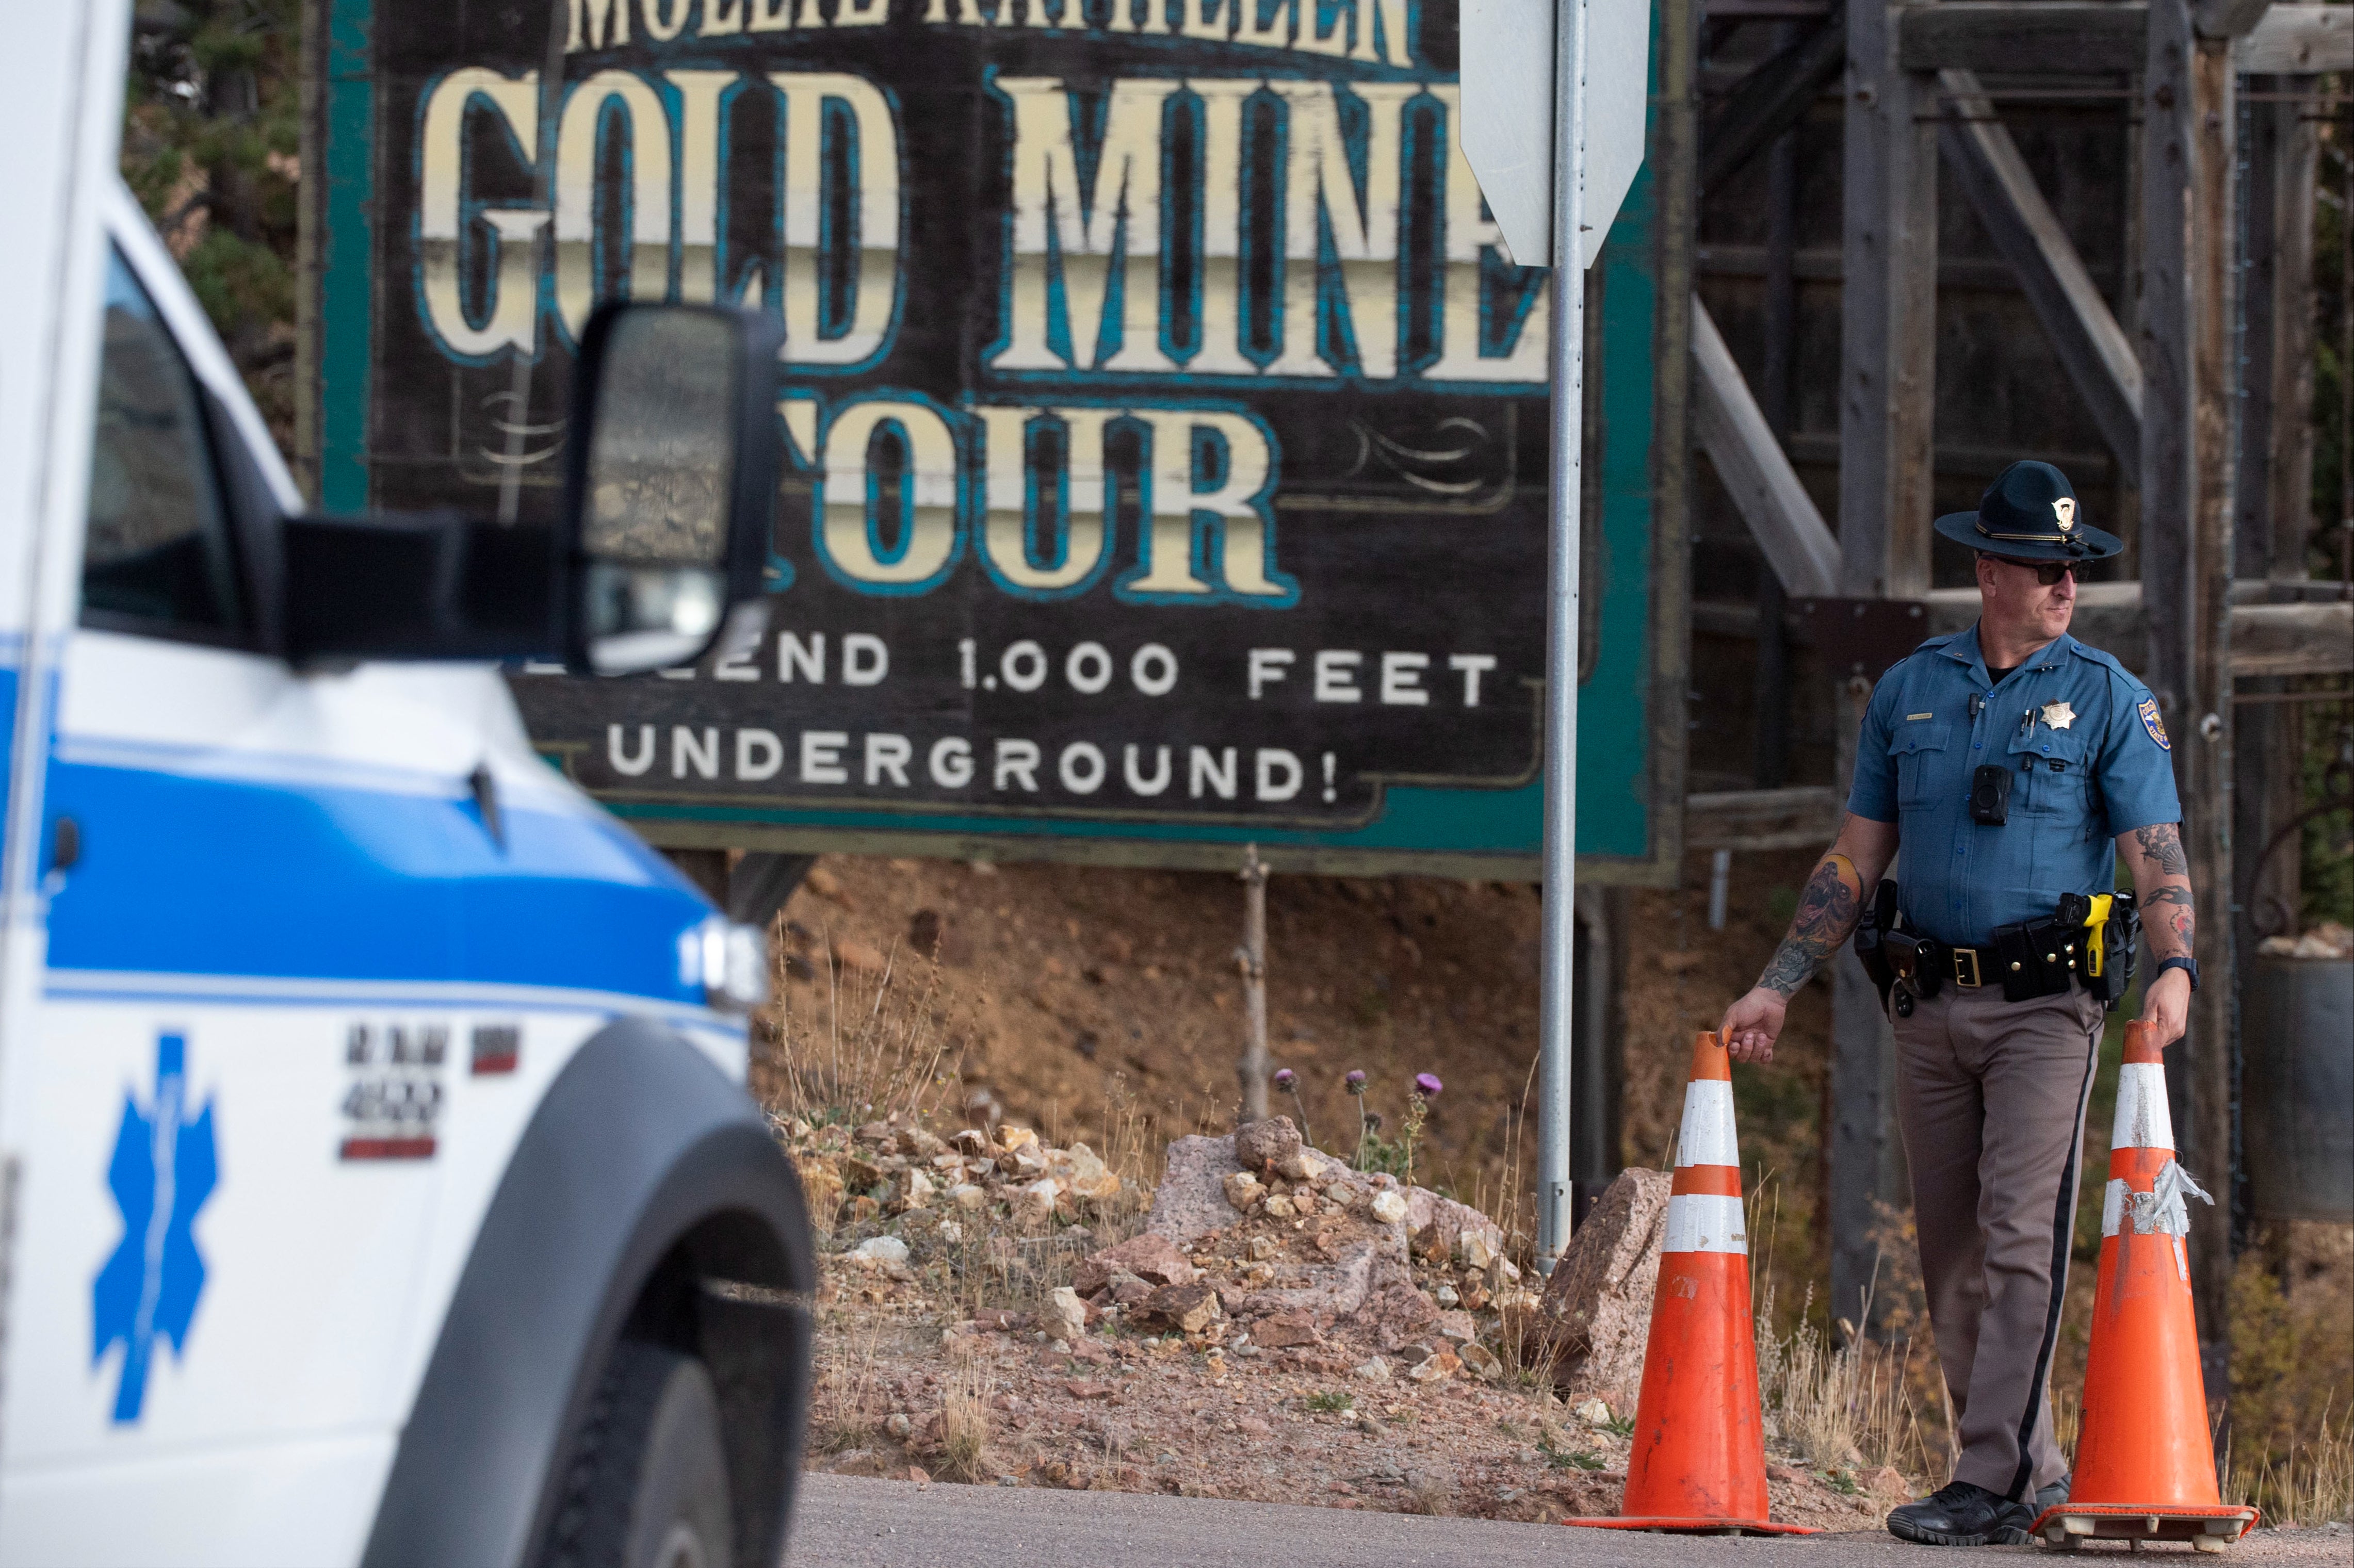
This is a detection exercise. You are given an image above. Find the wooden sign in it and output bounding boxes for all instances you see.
[308,0,1686,877]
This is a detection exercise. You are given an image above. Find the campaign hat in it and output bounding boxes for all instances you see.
[1933,460,2123,561]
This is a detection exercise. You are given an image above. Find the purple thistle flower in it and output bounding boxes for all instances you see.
[1415,1072,1444,1099]
[1344,1070,1368,1095]
[1273,1068,1296,1091]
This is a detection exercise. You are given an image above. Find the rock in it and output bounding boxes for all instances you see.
[950,1183,987,1210]
[1252,1311,1321,1349]
[1110,1277,1154,1305]
[1435,1284,1459,1308]
[1406,1349,1460,1383]
[885,1412,913,1439]
[894,1168,935,1209]
[1405,1186,1508,1268]
[1352,1357,1391,1383]
[1233,1116,1304,1171]
[907,1464,931,1485]
[1867,1465,1911,1499]
[1575,1397,1613,1427]
[1062,1142,1122,1200]
[834,938,887,973]
[1291,1192,1319,1216]
[1536,1167,1671,1410]
[1223,1172,1265,1211]
[1146,1134,1245,1245]
[1246,1235,1279,1262]
[1133,1282,1225,1334]
[1434,1310,1476,1343]
[1236,1416,1274,1439]
[1074,1233,1198,1294]
[1016,1176,1060,1226]
[1263,1194,1296,1219]
[850,1235,910,1266]
[1048,1286,1089,1340]
[804,865,843,897]
[1458,1343,1503,1380]
[999,1126,1040,1152]
[1369,1190,1408,1224]
[1273,1147,1320,1182]
[1241,1240,1377,1320]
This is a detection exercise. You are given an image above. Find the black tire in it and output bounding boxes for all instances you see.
[540,1340,734,1568]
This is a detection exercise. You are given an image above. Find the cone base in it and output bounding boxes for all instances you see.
[2029,1503,2259,1550]
[1560,1515,1822,1536]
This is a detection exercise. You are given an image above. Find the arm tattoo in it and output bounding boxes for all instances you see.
[2140,884,2196,959]
[2133,823,2190,878]
[1758,853,1864,999]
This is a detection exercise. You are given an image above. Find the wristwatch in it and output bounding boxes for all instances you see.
[2153,956,2200,992]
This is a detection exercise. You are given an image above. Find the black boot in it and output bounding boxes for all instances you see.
[2035,1474,2070,1514]
[1886,1480,2037,1546]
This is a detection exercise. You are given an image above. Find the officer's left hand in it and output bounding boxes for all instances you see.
[2138,967,2190,1048]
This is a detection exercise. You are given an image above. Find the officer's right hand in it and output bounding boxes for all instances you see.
[1719,987,1787,1065]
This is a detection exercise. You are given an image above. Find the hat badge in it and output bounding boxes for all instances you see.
[2053,497,2077,532]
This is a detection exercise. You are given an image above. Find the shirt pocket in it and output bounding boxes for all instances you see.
[1888,722,1953,811]
[2007,724,2090,816]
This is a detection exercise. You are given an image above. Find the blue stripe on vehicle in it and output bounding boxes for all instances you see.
[44,759,710,1005]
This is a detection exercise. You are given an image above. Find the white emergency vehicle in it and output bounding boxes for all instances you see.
[0,6,815,1565]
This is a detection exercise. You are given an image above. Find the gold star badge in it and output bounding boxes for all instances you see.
[2041,700,2076,731]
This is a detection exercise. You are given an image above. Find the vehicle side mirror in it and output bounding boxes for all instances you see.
[562,302,781,676]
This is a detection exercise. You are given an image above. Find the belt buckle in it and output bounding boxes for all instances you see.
[1952,946,1984,988]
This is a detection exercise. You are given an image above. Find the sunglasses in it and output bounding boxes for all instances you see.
[1986,555,2089,586]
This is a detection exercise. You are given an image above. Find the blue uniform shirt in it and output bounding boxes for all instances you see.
[1847,626,2182,946]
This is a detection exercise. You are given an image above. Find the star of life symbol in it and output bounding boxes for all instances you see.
[2041,700,2076,731]
[92,1033,217,1424]
[2053,497,2077,531]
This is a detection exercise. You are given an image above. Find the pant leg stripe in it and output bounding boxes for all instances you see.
[2007,1011,2103,1502]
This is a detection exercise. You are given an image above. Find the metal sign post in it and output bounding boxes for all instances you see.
[1533,0,1588,1275]
[1460,0,1650,1270]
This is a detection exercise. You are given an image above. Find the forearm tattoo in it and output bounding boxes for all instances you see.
[2141,885,2196,960]
[1758,853,1864,998]
[2129,823,2196,960]
[2133,823,2191,878]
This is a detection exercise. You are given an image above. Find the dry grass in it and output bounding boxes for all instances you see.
[2230,1403,2354,1527]
[808,1314,888,1455]
[936,1346,995,1483]
[755,937,960,1135]
[1749,1182,1930,1484]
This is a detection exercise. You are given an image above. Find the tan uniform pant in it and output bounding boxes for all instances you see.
[1889,981,2104,1502]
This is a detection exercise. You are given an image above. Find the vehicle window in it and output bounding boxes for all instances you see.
[82,247,244,636]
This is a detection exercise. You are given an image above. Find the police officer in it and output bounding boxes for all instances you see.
[1718,461,2199,1547]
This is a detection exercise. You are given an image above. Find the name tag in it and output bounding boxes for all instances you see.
[1906,712,1934,721]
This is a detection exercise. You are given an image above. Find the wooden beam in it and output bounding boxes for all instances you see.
[2237,4,2352,71]
[1938,70,2144,472]
[1692,298,1843,596]
[2138,0,2238,1384]
[2193,0,2271,39]
[1898,3,2351,74]
[1840,2,1938,599]
[1700,15,1848,197]
[1898,3,2148,73]
[1685,786,1845,850]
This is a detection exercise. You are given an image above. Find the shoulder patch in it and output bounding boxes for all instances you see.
[2138,697,2170,751]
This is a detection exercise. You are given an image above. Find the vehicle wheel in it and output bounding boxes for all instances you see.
[540,1338,734,1568]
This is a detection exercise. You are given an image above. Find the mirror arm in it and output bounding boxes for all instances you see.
[283,512,561,667]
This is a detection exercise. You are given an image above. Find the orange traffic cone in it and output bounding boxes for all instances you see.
[2031,1021,2258,1550]
[1563,1030,1816,1536]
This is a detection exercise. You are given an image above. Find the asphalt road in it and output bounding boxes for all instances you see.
[788,1477,2352,1567]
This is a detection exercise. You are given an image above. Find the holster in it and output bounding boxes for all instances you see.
[1854,879,1899,1006]
[1883,931,1942,999]
[2086,890,2139,1009]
